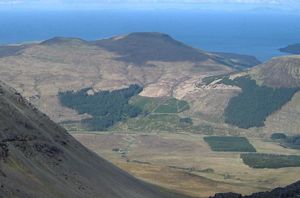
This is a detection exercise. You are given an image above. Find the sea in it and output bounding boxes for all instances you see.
[1,9,300,62]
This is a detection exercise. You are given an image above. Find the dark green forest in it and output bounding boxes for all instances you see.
[241,153,300,169]
[286,136,300,147]
[204,136,256,152]
[59,85,143,130]
[220,76,299,129]
[271,133,287,140]
[270,133,300,150]
[282,135,300,150]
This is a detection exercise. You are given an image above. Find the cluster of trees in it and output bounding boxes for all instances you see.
[59,85,143,130]
[283,135,300,150]
[222,76,299,129]
[286,136,300,145]
[204,136,256,152]
[271,133,287,140]
[270,133,300,150]
[179,117,193,125]
[241,153,300,169]
[201,74,229,86]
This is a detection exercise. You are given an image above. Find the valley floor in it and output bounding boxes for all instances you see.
[72,131,300,198]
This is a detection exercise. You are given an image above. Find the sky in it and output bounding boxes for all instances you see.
[0,0,299,10]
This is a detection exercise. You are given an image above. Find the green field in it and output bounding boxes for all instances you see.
[110,96,192,132]
[59,92,192,132]
[130,96,161,113]
[154,98,189,113]
[112,114,194,132]
[241,153,300,169]
[131,96,189,114]
[204,136,256,152]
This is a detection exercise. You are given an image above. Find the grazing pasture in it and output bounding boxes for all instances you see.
[73,132,300,198]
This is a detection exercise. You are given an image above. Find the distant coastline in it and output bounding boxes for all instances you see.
[280,43,300,55]
[1,10,300,61]
[4,41,41,46]
[0,34,261,69]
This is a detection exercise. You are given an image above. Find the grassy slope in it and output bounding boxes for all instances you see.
[0,81,191,198]
[74,132,300,197]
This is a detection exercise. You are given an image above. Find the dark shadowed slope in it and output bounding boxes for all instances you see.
[0,45,27,58]
[93,32,210,64]
[0,81,190,198]
[210,180,300,198]
[92,32,259,68]
[0,33,259,71]
[213,52,261,69]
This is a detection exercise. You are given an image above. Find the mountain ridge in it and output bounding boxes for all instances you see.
[250,55,300,88]
[0,32,259,126]
[37,32,260,68]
